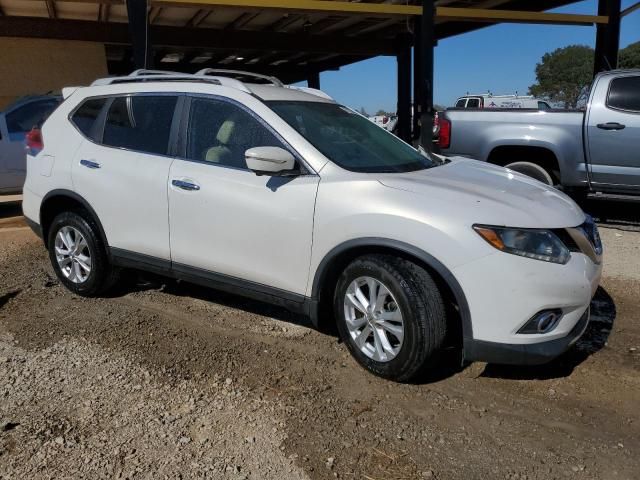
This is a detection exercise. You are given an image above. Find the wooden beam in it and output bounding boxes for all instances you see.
[0,16,396,56]
[225,11,259,29]
[621,1,640,17]
[45,0,58,19]
[149,6,162,23]
[185,8,211,26]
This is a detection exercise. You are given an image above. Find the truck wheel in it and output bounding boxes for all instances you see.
[505,161,554,186]
[333,255,447,382]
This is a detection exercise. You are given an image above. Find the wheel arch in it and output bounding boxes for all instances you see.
[309,238,472,343]
[40,189,109,250]
[487,145,561,183]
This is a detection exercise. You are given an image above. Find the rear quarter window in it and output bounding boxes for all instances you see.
[71,98,108,138]
[607,76,640,112]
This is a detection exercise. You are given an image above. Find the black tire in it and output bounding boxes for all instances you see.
[505,161,556,186]
[47,210,119,297]
[334,255,446,382]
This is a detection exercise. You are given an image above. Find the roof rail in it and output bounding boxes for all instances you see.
[91,74,226,87]
[129,69,185,77]
[195,68,284,87]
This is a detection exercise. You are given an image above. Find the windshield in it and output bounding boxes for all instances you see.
[267,101,436,173]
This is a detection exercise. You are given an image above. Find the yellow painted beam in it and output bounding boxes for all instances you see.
[437,7,608,25]
[151,0,422,16]
[59,0,610,25]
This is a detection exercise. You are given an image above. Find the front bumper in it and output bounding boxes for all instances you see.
[463,307,590,365]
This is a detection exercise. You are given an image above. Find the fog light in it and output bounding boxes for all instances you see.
[518,309,563,334]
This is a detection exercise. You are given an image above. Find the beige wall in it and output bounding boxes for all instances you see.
[0,37,108,109]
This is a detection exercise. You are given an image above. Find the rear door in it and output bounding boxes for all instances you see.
[72,93,181,260]
[586,73,640,191]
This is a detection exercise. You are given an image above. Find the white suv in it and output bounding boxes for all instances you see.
[22,70,603,381]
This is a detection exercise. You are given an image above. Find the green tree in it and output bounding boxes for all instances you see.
[619,41,640,69]
[529,45,594,108]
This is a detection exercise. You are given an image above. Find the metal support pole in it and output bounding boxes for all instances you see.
[412,17,423,142]
[419,0,435,150]
[594,0,621,75]
[126,0,151,69]
[307,71,320,90]
[396,35,412,143]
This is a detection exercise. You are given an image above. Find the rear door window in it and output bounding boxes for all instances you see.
[607,76,640,112]
[71,98,108,138]
[102,95,178,155]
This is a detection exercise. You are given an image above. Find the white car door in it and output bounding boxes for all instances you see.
[72,94,180,260]
[168,95,319,296]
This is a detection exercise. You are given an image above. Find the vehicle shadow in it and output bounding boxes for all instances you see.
[114,272,315,329]
[580,195,640,230]
[0,201,23,220]
[479,286,616,381]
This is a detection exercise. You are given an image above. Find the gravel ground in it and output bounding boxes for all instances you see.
[0,201,638,479]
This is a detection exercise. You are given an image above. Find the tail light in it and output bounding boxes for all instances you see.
[26,128,44,156]
[383,116,389,125]
[436,116,451,149]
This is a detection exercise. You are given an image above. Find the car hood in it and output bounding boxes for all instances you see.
[377,157,585,229]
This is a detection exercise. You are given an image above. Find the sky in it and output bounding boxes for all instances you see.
[313,0,640,113]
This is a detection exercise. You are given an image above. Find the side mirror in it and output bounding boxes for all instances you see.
[245,147,296,176]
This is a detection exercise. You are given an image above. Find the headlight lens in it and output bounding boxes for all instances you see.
[473,225,570,264]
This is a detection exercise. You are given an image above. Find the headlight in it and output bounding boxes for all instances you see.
[473,225,570,264]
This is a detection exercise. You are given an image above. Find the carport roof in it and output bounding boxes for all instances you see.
[0,1,603,82]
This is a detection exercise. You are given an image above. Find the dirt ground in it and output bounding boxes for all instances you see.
[0,197,638,480]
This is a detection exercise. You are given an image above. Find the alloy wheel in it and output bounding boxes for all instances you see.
[54,226,92,284]
[343,276,404,362]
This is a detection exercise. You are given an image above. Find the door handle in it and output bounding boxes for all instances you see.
[596,122,626,131]
[172,179,200,191]
[80,159,101,169]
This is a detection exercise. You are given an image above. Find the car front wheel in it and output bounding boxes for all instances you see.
[334,255,447,382]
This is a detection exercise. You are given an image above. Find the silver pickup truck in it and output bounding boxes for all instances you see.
[438,69,640,197]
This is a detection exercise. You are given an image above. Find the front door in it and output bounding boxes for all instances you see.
[168,96,319,296]
[72,94,180,260]
[587,74,640,192]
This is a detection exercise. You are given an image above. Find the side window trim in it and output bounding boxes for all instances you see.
[605,75,640,114]
[180,93,314,175]
[167,95,186,158]
[91,97,113,143]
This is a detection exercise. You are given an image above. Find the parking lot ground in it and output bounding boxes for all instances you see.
[0,207,638,479]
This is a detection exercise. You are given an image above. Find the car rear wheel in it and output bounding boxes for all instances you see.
[334,255,447,382]
[47,211,119,296]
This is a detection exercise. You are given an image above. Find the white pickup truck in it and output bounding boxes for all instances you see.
[438,70,640,197]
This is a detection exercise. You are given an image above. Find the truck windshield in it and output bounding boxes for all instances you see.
[267,101,436,173]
